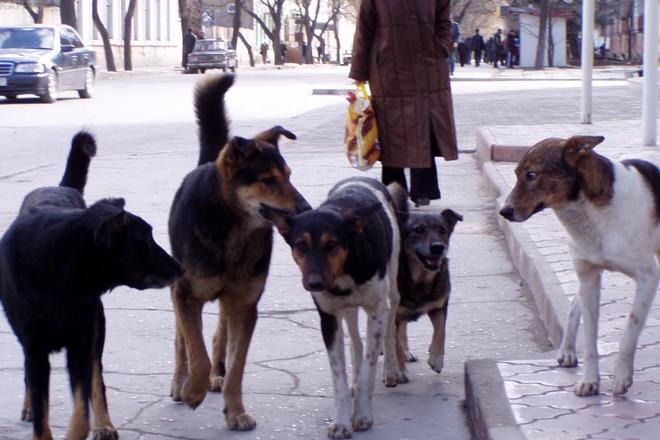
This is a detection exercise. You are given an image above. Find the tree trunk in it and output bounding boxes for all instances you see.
[547,12,554,67]
[179,0,203,41]
[60,0,78,30]
[534,0,549,69]
[92,0,117,72]
[238,32,255,67]
[22,1,44,24]
[334,15,340,64]
[124,0,138,71]
[231,1,243,52]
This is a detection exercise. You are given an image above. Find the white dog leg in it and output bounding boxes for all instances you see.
[557,295,581,367]
[574,264,602,396]
[322,312,352,439]
[613,266,659,395]
[344,308,363,395]
[382,276,405,386]
[352,309,386,432]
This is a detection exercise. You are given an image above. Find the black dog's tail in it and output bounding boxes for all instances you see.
[387,182,408,226]
[59,131,97,194]
[195,74,235,166]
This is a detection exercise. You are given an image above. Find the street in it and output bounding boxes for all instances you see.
[0,66,635,440]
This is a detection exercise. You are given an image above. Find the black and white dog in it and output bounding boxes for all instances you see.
[261,177,405,439]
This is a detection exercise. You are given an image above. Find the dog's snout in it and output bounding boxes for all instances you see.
[305,273,325,291]
[499,205,515,221]
[430,242,445,256]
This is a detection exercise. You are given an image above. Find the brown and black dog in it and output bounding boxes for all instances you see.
[168,74,309,430]
[390,186,462,378]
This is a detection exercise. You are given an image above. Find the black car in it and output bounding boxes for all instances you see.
[0,25,96,103]
[186,39,237,74]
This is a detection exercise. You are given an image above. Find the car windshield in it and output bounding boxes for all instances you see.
[0,28,55,50]
[194,40,227,52]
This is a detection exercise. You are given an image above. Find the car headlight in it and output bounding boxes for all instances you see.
[15,63,45,73]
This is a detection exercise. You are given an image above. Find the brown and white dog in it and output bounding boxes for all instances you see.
[168,75,309,430]
[500,135,659,396]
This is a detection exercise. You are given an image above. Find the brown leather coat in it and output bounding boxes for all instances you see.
[349,0,458,168]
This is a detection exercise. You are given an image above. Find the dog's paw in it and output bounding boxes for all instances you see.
[404,351,417,362]
[208,375,224,392]
[556,349,578,367]
[575,380,599,396]
[93,426,119,440]
[428,354,444,374]
[170,375,187,402]
[352,415,373,432]
[226,412,257,431]
[181,379,209,409]
[327,423,352,439]
[383,370,407,387]
[612,374,633,396]
[20,407,33,422]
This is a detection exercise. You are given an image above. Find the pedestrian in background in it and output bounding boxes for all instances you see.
[280,43,288,63]
[182,28,197,70]
[492,28,503,68]
[449,18,460,75]
[301,41,307,64]
[458,38,469,67]
[350,0,458,206]
[317,38,326,63]
[506,29,516,68]
[512,30,521,66]
[260,42,269,64]
[472,29,485,67]
[485,36,494,65]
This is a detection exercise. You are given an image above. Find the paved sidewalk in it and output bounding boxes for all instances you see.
[473,120,660,440]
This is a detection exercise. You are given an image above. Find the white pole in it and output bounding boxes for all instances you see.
[581,0,595,124]
[642,0,658,146]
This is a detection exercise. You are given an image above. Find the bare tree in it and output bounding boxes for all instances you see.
[20,0,44,23]
[237,31,255,67]
[59,0,77,30]
[244,0,287,65]
[123,0,138,71]
[178,0,203,39]
[231,1,255,67]
[92,0,117,72]
[534,0,549,69]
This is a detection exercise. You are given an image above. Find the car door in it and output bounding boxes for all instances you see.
[57,27,75,89]
[68,27,89,89]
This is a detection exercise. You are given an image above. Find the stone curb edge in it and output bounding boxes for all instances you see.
[481,160,569,348]
[465,359,526,440]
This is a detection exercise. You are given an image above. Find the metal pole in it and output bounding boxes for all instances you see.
[581,0,595,124]
[642,0,658,146]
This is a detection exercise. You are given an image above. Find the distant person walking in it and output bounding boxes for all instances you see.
[301,41,307,64]
[280,43,288,64]
[349,0,458,206]
[260,42,269,64]
[457,39,469,67]
[506,29,516,68]
[492,28,503,68]
[449,19,460,75]
[182,28,197,70]
[317,38,326,63]
[471,29,485,67]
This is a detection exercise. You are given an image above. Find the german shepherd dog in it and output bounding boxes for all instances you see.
[261,177,404,439]
[0,132,182,440]
[168,74,309,431]
[500,135,659,396]
[389,186,462,378]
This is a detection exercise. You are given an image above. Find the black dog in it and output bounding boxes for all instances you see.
[390,185,462,377]
[0,132,182,440]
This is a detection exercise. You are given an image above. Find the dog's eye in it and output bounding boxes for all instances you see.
[325,240,339,251]
[414,226,425,234]
[526,171,538,182]
[261,177,278,187]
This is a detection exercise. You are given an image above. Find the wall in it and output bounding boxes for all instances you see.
[519,13,567,68]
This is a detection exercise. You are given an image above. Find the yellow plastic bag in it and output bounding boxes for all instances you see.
[345,83,380,170]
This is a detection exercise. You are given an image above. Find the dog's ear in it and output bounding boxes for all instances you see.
[562,135,605,167]
[341,203,380,234]
[94,209,130,249]
[441,209,463,233]
[100,197,126,209]
[260,203,293,238]
[256,125,297,147]
[230,136,258,158]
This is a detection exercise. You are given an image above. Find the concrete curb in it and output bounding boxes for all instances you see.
[481,161,568,348]
[465,359,527,440]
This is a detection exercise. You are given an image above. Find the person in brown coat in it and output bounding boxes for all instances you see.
[349,0,459,206]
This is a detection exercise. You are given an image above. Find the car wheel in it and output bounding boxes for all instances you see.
[199,68,206,74]
[40,69,58,103]
[4,94,17,102]
[78,67,95,99]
